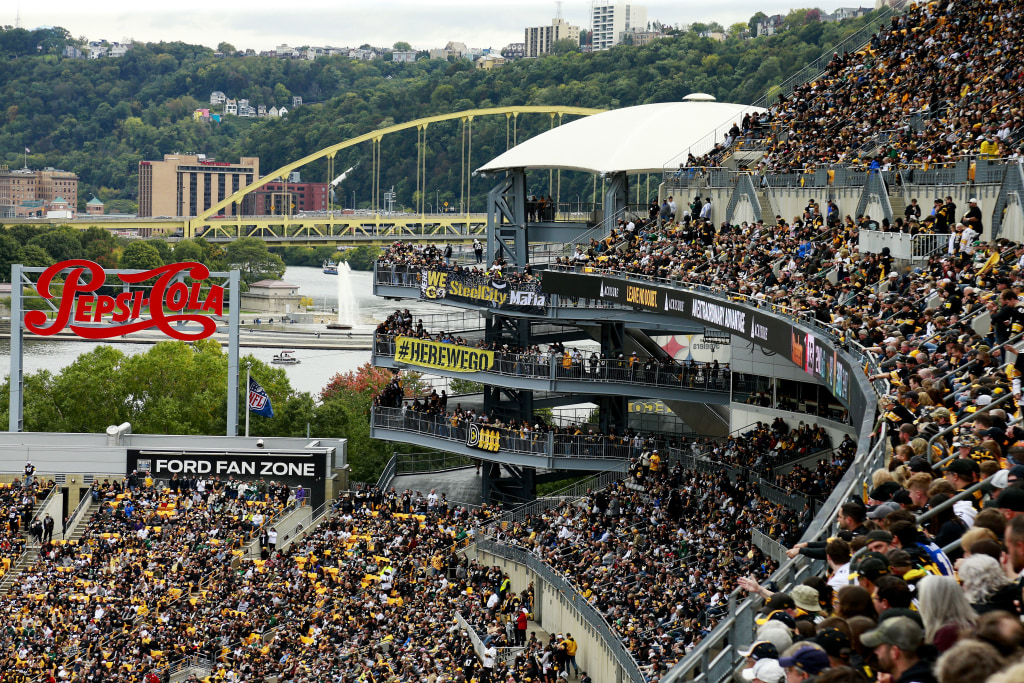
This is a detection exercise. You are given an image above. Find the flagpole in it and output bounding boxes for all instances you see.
[245,363,251,438]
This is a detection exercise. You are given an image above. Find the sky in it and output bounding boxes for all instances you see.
[13,0,842,52]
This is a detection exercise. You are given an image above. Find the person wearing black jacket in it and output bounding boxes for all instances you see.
[786,501,867,560]
[962,198,984,236]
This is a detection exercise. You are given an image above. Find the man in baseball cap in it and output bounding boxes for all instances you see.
[739,641,779,666]
[742,658,785,683]
[996,487,1024,520]
[778,646,831,682]
[860,617,932,683]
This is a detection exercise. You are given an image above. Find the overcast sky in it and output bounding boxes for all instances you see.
[14,0,847,52]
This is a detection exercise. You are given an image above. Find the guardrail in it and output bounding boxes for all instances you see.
[376,335,731,393]
[477,537,647,683]
[486,468,627,531]
[62,485,95,539]
[377,455,398,490]
[453,610,524,667]
[395,451,474,474]
[373,406,704,462]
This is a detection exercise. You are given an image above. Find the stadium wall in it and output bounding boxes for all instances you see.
[472,541,640,683]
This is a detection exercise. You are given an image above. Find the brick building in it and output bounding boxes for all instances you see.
[138,154,259,217]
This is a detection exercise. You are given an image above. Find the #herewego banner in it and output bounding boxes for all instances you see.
[419,268,546,313]
[394,336,495,372]
[23,260,225,341]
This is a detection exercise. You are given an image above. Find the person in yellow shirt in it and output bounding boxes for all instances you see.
[564,633,579,677]
[649,451,661,478]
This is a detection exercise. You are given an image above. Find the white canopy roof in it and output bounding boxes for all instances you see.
[478,100,766,175]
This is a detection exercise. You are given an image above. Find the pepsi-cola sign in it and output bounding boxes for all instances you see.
[24,260,225,341]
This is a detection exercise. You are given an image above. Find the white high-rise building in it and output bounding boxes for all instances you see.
[590,0,647,50]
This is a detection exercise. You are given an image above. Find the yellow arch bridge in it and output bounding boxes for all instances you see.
[27,106,603,247]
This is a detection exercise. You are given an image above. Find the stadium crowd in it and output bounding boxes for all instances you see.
[754,0,1024,172]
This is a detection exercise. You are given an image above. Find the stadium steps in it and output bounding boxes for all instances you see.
[757,191,775,222]
[889,195,906,222]
[66,497,102,543]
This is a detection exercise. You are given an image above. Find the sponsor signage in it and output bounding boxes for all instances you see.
[127,448,328,507]
[541,270,858,416]
[24,260,225,341]
[420,269,546,313]
[394,336,495,372]
[467,423,501,452]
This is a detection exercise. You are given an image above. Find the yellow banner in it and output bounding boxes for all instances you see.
[394,336,494,373]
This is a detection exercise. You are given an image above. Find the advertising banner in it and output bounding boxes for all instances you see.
[127,448,327,507]
[420,269,546,314]
[394,336,495,373]
[467,423,501,453]
[541,270,859,417]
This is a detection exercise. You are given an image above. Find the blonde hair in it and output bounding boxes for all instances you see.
[871,468,895,489]
[960,526,998,556]
[893,465,911,487]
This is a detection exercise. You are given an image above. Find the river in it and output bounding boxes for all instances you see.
[0,266,449,397]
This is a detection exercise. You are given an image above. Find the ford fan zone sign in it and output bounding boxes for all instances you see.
[24,260,225,341]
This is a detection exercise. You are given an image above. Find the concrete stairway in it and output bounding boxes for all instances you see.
[757,191,775,223]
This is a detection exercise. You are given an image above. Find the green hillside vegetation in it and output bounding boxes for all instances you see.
[0,9,881,214]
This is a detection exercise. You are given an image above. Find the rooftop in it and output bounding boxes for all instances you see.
[478,99,765,175]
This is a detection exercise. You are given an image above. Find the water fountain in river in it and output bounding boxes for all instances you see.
[328,262,358,329]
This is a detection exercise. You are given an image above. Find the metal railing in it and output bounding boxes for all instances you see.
[477,537,647,682]
[377,455,398,490]
[376,335,731,393]
[453,611,523,667]
[395,451,474,474]
[486,467,627,531]
[373,406,697,462]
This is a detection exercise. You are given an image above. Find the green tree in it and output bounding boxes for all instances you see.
[393,41,412,52]
[337,244,382,271]
[120,241,164,270]
[225,236,286,286]
[551,38,577,55]
[172,239,204,263]
[28,227,82,262]
[0,234,24,282]
[20,244,53,268]
[217,41,236,54]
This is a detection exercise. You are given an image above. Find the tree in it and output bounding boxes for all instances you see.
[749,11,768,34]
[119,241,164,270]
[172,239,204,263]
[225,236,285,286]
[27,227,82,262]
[337,244,381,271]
[393,41,412,52]
[217,41,236,54]
[0,234,24,282]
[551,38,577,55]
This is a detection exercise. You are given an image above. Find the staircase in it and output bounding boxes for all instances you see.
[889,195,906,224]
[757,191,775,223]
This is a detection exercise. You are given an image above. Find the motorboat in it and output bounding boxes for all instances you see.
[323,260,338,275]
[272,350,301,364]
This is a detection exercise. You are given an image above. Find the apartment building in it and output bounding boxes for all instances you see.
[138,155,259,217]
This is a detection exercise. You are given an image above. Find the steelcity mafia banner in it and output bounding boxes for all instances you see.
[394,336,495,372]
[541,270,857,417]
[420,268,546,314]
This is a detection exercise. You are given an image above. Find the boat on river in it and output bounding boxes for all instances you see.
[272,350,301,364]
[323,260,338,275]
